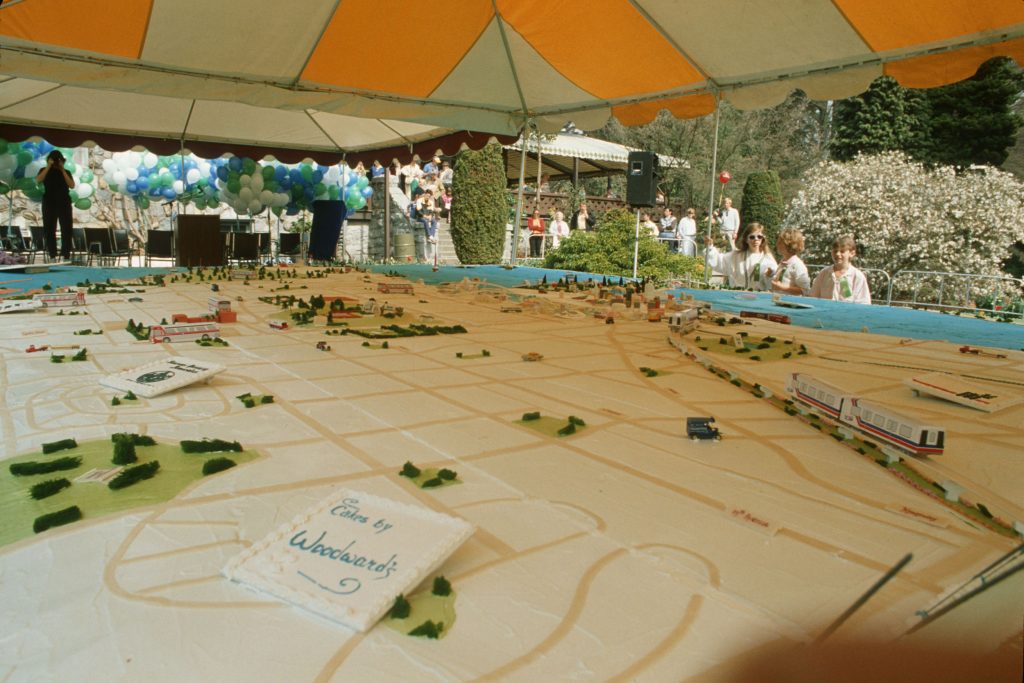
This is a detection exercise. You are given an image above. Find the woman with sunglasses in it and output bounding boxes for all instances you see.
[704,222,777,290]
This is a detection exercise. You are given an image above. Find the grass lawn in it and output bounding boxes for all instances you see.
[1,439,260,547]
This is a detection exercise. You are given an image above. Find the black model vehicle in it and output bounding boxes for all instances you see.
[686,416,721,441]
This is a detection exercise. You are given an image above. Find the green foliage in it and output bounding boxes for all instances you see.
[408,620,443,638]
[421,477,443,488]
[568,416,586,426]
[400,461,421,478]
[831,76,926,162]
[111,396,121,406]
[557,422,577,436]
[521,411,541,421]
[389,594,411,619]
[10,456,81,476]
[202,457,237,475]
[437,468,457,481]
[42,438,77,454]
[108,461,161,490]
[112,438,138,465]
[740,171,783,240]
[543,208,703,280]
[112,433,155,446]
[180,439,243,453]
[33,506,82,533]
[450,143,507,263]
[432,575,452,596]
[30,478,71,500]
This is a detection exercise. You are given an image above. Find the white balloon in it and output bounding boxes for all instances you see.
[238,187,254,202]
[125,167,139,181]
[239,174,251,187]
[0,155,15,171]
[25,159,45,178]
[113,171,127,186]
[143,152,158,168]
[172,180,184,194]
[186,169,201,184]
[232,199,248,213]
[102,159,116,173]
[249,173,263,192]
[259,189,273,204]
[247,199,262,214]
[127,151,142,168]
[77,182,94,198]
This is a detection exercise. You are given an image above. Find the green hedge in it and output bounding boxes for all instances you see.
[10,456,82,476]
[112,433,156,446]
[450,143,507,264]
[202,457,237,475]
[112,438,138,465]
[30,478,72,500]
[108,461,161,490]
[34,506,82,533]
[180,439,243,453]
[42,438,78,454]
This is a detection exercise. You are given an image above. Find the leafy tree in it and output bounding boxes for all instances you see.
[919,57,1024,168]
[740,171,783,240]
[830,76,926,162]
[543,208,703,280]
[450,143,507,263]
[783,152,1024,297]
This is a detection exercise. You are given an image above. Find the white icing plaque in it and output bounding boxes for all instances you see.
[223,488,474,631]
[100,356,225,398]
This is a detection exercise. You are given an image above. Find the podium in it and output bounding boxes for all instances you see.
[176,215,224,266]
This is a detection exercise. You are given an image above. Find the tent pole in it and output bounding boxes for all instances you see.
[510,123,531,266]
[536,145,542,208]
[632,208,641,279]
[704,95,722,286]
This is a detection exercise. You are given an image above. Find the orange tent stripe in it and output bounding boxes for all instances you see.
[0,0,151,59]
[498,0,702,100]
[885,38,1024,88]
[613,95,717,127]
[303,0,493,97]
[834,0,1024,51]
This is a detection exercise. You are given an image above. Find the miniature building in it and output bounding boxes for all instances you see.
[377,282,414,295]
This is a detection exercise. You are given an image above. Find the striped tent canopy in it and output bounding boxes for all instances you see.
[1,0,1022,160]
[504,132,687,184]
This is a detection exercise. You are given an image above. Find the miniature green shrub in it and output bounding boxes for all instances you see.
[730,379,742,387]
[180,439,243,453]
[42,438,78,454]
[112,438,138,465]
[482,349,490,357]
[111,396,122,406]
[568,416,586,426]
[33,506,82,533]
[719,338,727,345]
[432,576,452,596]
[108,461,160,490]
[830,433,845,441]
[10,456,81,476]
[112,433,155,446]
[557,422,577,436]
[455,352,463,358]
[260,395,274,404]
[421,477,443,488]
[437,469,457,481]
[757,343,771,349]
[389,594,411,619]
[202,458,237,475]
[408,620,443,639]
[30,478,71,500]
[399,462,421,478]
[750,355,761,361]
[977,503,993,518]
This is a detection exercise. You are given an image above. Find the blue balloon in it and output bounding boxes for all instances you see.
[169,162,182,177]
[345,173,358,186]
[228,156,243,172]
[360,186,374,199]
[289,169,303,184]
[285,204,299,215]
[149,186,162,197]
[126,181,138,194]
[37,140,54,155]
[274,165,288,181]
[137,166,150,177]
[162,187,177,200]
[216,166,229,181]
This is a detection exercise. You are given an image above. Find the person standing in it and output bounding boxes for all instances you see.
[527,209,546,257]
[809,235,872,304]
[720,197,740,248]
[570,202,595,232]
[703,222,778,291]
[677,207,697,256]
[549,211,570,248]
[770,228,812,296]
[658,207,677,251]
[641,212,659,237]
[35,150,76,261]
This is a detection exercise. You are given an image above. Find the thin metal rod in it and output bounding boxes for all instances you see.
[510,124,530,265]
[632,208,641,279]
[704,97,721,285]
[814,552,913,645]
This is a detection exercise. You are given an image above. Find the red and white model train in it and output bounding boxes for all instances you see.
[786,373,945,456]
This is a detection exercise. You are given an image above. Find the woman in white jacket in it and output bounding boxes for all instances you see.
[704,222,777,290]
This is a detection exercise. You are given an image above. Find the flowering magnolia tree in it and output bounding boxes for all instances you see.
[783,151,1024,302]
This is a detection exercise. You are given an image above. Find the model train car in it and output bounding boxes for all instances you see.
[786,373,945,456]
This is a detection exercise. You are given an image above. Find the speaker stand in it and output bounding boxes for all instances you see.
[631,209,641,279]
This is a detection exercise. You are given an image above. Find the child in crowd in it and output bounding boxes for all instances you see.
[769,228,811,296]
[704,222,777,291]
[810,235,871,304]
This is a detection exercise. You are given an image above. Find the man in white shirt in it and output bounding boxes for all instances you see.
[720,197,740,247]
[677,207,697,256]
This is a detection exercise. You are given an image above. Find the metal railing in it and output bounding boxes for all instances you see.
[805,264,893,306]
[889,269,1024,318]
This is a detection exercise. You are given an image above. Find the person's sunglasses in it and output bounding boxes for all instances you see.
[747,234,764,241]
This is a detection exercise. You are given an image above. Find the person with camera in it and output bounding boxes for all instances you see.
[35,150,76,261]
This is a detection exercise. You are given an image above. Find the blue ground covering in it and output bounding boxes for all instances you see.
[0,266,181,295]
[369,264,1024,351]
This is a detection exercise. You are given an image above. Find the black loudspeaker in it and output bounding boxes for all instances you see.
[309,200,346,260]
[626,151,659,207]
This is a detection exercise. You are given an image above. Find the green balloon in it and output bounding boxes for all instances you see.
[197,177,208,187]
[207,197,221,209]
[81,169,94,183]
[63,161,76,173]
[313,182,326,196]
[356,176,369,190]
[74,198,92,210]
[0,138,7,150]
[137,195,150,209]
[69,190,79,201]
[328,185,339,199]
[16,177,37,192]
[16,151,32,166]
[0,185,9,195]
[265,180,278,192]
[242,158,256,175]
[261,165,275,181]
[227,179,241,194]
[24,187,43,201]
[300,164,313,181]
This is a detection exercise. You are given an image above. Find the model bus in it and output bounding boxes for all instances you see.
[149,321,220,343]
[787,372,944,456]
[32,290,86,307]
